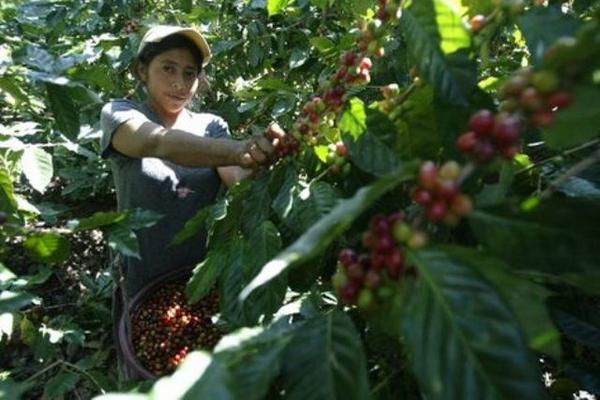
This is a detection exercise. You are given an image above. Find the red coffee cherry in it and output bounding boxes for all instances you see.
[470,15,486,33]
[469,109,495,138]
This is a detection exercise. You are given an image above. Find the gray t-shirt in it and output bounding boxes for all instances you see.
[100,100,228,297]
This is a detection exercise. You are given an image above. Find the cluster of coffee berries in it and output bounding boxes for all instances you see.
[263,122,300,159]
[292,1,401,144]
[131,282,222,376]
[332,213,423,309]
[356,0,401,56]
[456,109,522,162]
[333,52,373,86]
[325,141,351,176]
[377,83,401,114]
[499,68,573,128]
[123,20,139,34]
[412,161,473,225]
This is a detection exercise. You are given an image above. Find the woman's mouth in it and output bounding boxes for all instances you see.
[167,94,186,102]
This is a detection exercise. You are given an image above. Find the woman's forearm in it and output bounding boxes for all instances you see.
[153,128,244,167]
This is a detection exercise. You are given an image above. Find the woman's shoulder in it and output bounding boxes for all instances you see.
[187,109,227,125]
[101,98,146,115]
[185,109,230,138]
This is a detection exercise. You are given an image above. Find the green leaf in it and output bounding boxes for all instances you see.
[402,0,474,106]
[469,198,600,274]
[43,371,80,399]
[240,170,414,300]
[106,225,140,259]
[23,233,71,264]
[272,162,300,220]
[72,211,127,231]
[243,221,286,323]
[186,250,223,304]
[344,131,402,177]
[289,48,309,69]
[339,98,366,140]
[283,181,339,235]
[542,85,600,149]
[267,0,291,16]
[0,263,16,283]
[0,76,28,104]
[145,352,234,400]
[549,297,600,350]
[0,167,17,214]
[310,37,335,53]
[516,5,582,65]
[171,206,210,246]
[0,378,31,400]
[438,245,560,358]
[281,311,370,400]
[241,175,271,237]
[405,248,545,400]
[0,290,36,313]
[46,83,80,138]
[125,208,164,229]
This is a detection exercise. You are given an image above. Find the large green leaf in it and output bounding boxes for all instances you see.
[106,225,140,259]
[0,290,36,313]
[271,162,300,220]
[23,233,71,264]
[46,83,80,138]
[283,181,339,235]
[241,175,271,237]
[404,248,545,400]
[148,352,234,400]
[344,131,402,177]
[242,221,286,323]
[186,249,224,304]
[542,84,600,149]
[0,167,17,214]
[339,98,367,140]
[267,0,290,16]
[548,297,600,350]
[402,0,474,106]
[437,245,560,358]
[281,311,370,400]
[171,206,210,246]
[469,198,600,274]
[43,371,80,399]
[71,211,127,231]
[217,322,297,400]
[516,5,582,65]
[240,169,415,300]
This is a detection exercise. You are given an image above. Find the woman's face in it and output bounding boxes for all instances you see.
[138,47,200,118]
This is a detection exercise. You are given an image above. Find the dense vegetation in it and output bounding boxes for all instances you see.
[1,0,599,399]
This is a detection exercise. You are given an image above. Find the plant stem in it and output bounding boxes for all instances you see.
[540,147,600,199]
[23,360,62,383]
[517,138,600,175]
[63,361,107,395]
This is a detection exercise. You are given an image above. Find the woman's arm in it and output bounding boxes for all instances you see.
[110,117,273,168]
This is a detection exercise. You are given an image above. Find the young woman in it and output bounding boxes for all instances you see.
[100,25,283,379]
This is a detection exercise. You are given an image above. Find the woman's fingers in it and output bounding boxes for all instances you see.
[265,122,285,140]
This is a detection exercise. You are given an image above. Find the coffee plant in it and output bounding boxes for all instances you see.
[1,0,600,399]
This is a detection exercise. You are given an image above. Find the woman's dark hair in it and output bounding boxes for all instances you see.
[136,34,204,74]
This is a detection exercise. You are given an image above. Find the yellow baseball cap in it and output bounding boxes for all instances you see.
[137,25,212,67]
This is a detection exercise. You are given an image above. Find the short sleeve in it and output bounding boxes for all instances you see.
[203,114,231,140]
[99,100,150,159]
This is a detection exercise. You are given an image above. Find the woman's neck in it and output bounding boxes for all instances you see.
[144,99,181,129]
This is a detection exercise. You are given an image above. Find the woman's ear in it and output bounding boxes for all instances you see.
[136,62,148,82]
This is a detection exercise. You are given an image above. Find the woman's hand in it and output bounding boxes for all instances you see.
[237,122,287,169]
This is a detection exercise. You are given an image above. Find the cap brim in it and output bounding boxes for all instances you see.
[138,26,212,67]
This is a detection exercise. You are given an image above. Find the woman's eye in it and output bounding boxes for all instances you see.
[184,71,197,80]
[163,65,174,73]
